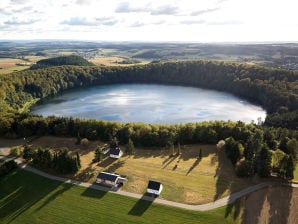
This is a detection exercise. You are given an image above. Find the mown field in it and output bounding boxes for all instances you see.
[0,169,239,224]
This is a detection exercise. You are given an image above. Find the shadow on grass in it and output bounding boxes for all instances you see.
[186,158,201,175]
[81,185,108,199]
[0,169,63,223]
[128,193,156,216]
[34,183,73,212]
[162,154,180,169]
[97,157,116,168]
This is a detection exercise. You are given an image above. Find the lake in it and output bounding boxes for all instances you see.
[31,84,266,124]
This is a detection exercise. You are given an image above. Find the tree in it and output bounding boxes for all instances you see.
[225,137,242,165]
[199,148,203,159]
[125,139,135,155]
[257,145,272,178]
[76,152,81,168]
[22,145,35,160]
[93,146,102,163]
[286,138,298,162]
[279,155,295,179]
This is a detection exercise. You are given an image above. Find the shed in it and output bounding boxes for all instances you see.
[109,147,123,159]
[147,180,163,195]
[96,171,126,187]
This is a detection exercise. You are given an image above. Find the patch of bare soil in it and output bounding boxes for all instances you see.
[244,186,298,224]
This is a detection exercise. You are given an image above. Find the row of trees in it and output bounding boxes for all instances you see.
[225,134,297,179]
[0,60,297,128]
[23,145,81,174]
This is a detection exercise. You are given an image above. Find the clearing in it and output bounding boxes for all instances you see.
[31,136,255,204]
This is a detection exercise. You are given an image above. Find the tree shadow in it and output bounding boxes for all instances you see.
[186,158,201,175]
[162,154,180,169]
[128,193,156,216]
[0,169,63,223]
[243,185,293,224]
[106,160,126,173]
[34,183,73,212]
[97,157,116,168]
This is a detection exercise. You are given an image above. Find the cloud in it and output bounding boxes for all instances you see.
[190,7,220,16]
[0,8,11,15]
[115,2,179,15]
[10,0,27,4]
[4,17,38,25]
[150,5,179,15]
[180,19,205,25]
[12,6,33,13]
[75,0,95,5]
[61,17,97,26]
[95,17,118,26]
[130,21,145,27]
[115,2,147,13]
[62,17,118,26]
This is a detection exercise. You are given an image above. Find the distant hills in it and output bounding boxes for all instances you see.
[30,55,94,69]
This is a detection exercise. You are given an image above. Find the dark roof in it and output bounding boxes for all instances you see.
[110,147,121,155]
[97,172,119,182]
[147,180,161,190]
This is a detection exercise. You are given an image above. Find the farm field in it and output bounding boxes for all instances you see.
[0,169,239,224]
[31,136,255,204]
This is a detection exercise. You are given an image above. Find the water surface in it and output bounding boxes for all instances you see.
[32,84,266,124]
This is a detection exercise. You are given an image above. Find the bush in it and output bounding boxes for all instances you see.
[0,159,18,176]
[236,160,253,177]
[10,146,23,156]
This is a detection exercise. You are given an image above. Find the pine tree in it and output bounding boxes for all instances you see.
[93,146,102,163]
[76,152,81,169]
[257,145,272,178]
[125,139,135,155]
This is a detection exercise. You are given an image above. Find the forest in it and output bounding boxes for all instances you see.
[0,59,297,178]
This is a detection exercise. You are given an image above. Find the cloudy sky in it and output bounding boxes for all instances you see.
[0,0,297,42]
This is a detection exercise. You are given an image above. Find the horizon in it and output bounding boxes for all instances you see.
[1,0,297,42]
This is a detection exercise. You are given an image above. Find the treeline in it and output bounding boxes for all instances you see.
[23,145,81,174]
[1,61,297,123]
[0,159,17,176]
[30,55,94,69]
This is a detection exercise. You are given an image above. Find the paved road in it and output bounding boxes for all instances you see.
[14,159,298,211]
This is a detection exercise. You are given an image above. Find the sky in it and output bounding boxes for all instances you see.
[0,0,297,42]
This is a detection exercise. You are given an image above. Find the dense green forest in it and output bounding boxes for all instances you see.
[0,60,297,178]
[30,55,94,69]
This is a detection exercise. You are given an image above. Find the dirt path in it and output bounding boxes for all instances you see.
[14,159,298,211]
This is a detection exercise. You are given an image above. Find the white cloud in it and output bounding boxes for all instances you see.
[0,0,297,42]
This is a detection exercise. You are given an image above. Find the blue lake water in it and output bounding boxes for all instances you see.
[31,84,266,124]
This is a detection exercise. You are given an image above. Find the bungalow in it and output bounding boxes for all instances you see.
[96,171,126,187]
[147,180,163,196]
[109,147,123,159]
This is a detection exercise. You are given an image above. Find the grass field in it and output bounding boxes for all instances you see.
[0,169,239,224]
[31,136,254,204]
[294,165,298,182]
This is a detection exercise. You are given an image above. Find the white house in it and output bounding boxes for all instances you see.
[147,180,163,195]
[96,171,126,187]
[109,147,123,159]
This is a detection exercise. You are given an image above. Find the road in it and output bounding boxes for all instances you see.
[12,159,298,211]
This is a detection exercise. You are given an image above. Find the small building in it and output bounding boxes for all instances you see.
[147,180,163,196]
[96,171,126,187]
[109,147,123,159]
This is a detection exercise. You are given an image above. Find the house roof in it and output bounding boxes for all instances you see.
[110,147,121,155]
[147,180,162,190]
[97,172,119,182]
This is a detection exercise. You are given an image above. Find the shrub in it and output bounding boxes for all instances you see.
[10,146,23,156]
[0,159,18,176]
